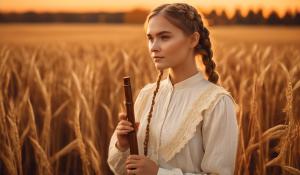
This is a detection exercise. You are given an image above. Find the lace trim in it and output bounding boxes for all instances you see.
[159,83,234,162]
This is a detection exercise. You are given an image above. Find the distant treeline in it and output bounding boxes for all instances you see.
[0,9,299,26]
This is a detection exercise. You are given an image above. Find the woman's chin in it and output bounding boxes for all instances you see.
[155,64,168,71]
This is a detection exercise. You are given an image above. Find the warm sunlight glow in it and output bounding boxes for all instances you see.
[0,0,299,18]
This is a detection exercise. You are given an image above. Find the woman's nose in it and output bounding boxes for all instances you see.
[150,40,161,52]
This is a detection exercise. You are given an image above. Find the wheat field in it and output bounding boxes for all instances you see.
[0,24,299,175]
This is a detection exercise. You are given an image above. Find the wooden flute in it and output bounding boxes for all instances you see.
[123,77,139,155]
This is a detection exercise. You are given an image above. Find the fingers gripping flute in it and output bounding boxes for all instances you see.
[123,77,139,155]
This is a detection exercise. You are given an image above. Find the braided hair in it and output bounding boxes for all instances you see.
[143,3,219,156]
[143,70,163,156]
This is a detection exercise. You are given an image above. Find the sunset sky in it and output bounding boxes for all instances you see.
[0,0,299,17]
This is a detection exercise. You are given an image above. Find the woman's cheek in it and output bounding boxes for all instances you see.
[163,39,180,54]
[168,40,186,58]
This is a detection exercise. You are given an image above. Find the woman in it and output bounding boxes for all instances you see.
[108,3,238,175]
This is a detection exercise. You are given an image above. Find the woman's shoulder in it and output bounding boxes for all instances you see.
[140,82,156,92]
[202,81,238,112]
[134,82,157,101]
[201,80,232,97]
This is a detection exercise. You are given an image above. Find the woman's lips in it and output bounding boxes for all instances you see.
[153,56,164,62]
[154,58,163,62]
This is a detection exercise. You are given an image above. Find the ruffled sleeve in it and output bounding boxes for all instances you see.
[200,95,238,175]
[107,131,130,175]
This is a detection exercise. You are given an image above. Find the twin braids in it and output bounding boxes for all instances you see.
[143,3,219,156]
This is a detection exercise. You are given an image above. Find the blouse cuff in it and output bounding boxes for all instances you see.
[157,167,179,175]
[110,142,130,158]
[157,167,208,175]
[107,140,129,175]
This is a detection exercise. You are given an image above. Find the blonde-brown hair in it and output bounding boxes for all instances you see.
[143,3,219,156]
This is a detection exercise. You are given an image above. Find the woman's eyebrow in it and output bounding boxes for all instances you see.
[147,31,172,37]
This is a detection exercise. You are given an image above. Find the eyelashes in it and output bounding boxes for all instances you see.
[161,36,170,40]
[147,36,171,42]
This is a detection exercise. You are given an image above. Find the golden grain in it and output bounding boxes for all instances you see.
[0,25,299,175]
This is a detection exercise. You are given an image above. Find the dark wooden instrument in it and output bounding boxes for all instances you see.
[123,77,139,155]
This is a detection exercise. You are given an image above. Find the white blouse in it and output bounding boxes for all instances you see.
[108,71,238,175]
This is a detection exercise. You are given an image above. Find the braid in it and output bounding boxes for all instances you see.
[143,70,164,156]
[175,4,219,84]
[194,16,219,84]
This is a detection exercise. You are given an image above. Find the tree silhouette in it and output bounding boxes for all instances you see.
[218,10,229,25]
[0,8,299,26]
[295,11,300,25]
[205,9,218,26]
[267,10,281,25]
[255,9,264,25]
[124,9,148,24]
[246,10,255,24]
[232,9,244,25]
[282,11,294,25]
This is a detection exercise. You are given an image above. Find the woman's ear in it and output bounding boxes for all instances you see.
[190,32,200,48]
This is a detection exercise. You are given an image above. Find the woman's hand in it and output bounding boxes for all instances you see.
[115,112,139,152]
[126,155,159,175]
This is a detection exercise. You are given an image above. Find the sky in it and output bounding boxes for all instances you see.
[0,0,299,17]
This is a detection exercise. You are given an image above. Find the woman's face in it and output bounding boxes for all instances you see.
[146,15,194,70]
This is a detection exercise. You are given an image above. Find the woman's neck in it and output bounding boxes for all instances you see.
[168,63,199,85]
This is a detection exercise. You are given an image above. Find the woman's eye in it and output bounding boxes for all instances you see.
[161,36,170,40]
[147,36,169,42]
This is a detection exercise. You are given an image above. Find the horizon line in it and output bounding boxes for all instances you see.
[0,7,299,18]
